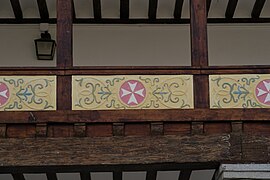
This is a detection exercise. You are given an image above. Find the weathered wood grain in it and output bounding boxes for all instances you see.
[1,109,270,123]
[0,135,231,166]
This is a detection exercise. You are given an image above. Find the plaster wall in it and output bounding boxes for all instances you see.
[0,24,269,67]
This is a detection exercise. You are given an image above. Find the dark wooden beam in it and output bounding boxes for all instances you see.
[206,0,212,15]
[120,0,129,19]
[190,0,208,67]
[57,0,73,67]
[178,170,192,180]
[46,173,58,180]
[37,0,49,21]
[252,0,266,19]
[72,0,76,20]
[174,0,184,19]
[148,0,158,19]
[0,135,230,166]
[93,0,102,19]
[12,173,25,180]
[80,172,91,180]
[146,170,157,180]
[225,0,238,19]
[113,171,122,180]
[10,0,23,20]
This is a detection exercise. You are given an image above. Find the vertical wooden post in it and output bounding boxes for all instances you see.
[190,0,209,108]
[190,0,208,67]
[57,0,73,67]
[57,0,73,110]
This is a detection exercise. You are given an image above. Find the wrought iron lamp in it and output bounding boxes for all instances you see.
[34,23,56,60]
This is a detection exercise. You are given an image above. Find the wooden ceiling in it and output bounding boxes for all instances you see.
[0,0,270,24]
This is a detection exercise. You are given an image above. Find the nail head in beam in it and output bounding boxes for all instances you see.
[225,0,238,19]
[174,0,184,19]
[148,0,158,19]
[252,0,266,19]
[37,0,49,21]
[93,0,102,19]
[10,0,23,20]
[178,170,192,180]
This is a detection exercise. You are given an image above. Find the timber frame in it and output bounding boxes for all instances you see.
[1,0,270,179]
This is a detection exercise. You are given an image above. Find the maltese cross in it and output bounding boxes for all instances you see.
[256,79,270,105]
[119,80,146,106]
[0,82,10,107]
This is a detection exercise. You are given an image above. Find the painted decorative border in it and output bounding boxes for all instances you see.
[72,75,193,110]
[210,74,270,108]
[0,76,56,111]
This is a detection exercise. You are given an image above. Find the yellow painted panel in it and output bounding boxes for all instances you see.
[0,76,56,111]
[210,74,270,108]
[72,75,193,110]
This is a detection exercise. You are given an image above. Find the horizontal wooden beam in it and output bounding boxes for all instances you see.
[2,18,270,24]
[0,134,268,167]
[1,65,270,75]
[1,109,270,124]
[0,135,230,166]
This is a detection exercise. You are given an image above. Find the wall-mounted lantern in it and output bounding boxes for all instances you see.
[34,23,56,60]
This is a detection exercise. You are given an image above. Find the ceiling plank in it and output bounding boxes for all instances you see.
[174,0,184,19]
[37,0,49,21]
[178,170,192,180]
[120,0,129,19]
[146,170,157,180]
[148,0,158,20]
[46,173,58,180]
[12,173,25,180]
[80,172,91,180]
[93,0,102,19]
[10,0,23,20]
[225,0,238,19]
[252,0,266,18]
[113,171,122,180]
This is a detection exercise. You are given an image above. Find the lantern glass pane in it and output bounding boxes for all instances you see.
[36,41,54,55]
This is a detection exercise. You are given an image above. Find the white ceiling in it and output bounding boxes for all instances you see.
[0,0,270,19]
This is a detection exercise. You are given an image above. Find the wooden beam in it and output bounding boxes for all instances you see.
[178,170,192,180]
[37,0,49,21]
[12,173,25,180]
[57,0,73,67]
[148,0,158,20]
[190,0,208,67]
[174,0,184,19]
[194,75,209,108]
[206,0,212,15]
[72,0,76,20]
[93,0,102,19]
[225,0,238,19]
[0,135,231,166]
[80,172,91,180]
[113,171,122,180]
[46,173,58,180]
[120,0,129,19]
[10,0,23,20]
[252,0,266,19]
[146,170,157,180]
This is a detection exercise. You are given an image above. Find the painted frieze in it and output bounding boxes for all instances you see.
[72,75,193,110]
[0,76,56,111]
[210,74,270,108]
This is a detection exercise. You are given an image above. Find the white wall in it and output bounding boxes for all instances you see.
[0,25,56,67]
[0,24,270,67]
